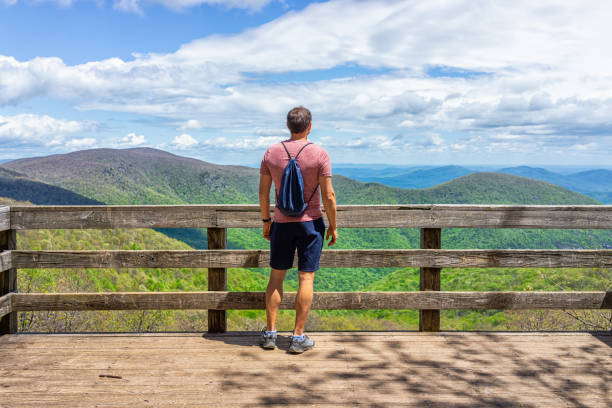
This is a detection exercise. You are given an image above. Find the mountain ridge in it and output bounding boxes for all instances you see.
[0,166,103,205]
[2,146,606,256]
[333,164,612,202]
[2,147,598,206]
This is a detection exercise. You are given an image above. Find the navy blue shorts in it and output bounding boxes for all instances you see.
[269,217,325,272]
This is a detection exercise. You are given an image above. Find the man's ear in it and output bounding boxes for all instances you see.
[307,122,312,133]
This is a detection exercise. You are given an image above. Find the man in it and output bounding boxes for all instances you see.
[258,106,337,354]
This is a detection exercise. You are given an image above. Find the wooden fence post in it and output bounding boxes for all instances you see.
[207,227,227,332]
[419,228,441,332]
[1,227,17,335]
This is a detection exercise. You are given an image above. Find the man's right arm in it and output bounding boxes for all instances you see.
[319,175,337,246]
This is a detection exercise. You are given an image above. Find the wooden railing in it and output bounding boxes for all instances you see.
[1,204,611,334]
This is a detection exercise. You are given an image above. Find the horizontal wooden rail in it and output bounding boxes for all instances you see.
[9,291,612,311]
[4,204,612,333]
[0,293,12,318]
[9,204,612,229]
[0,250,11,272]
[10,249,612,269]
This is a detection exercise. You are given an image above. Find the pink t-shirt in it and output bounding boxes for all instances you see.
[260,139,332,223]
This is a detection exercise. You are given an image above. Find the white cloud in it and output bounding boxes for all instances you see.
[2,0,612,161]
[119,132,147,146]
[571,142,597,151]
[317,134,403,151]
[65,137,97,148]
[199,135,283,150]
[0,114,96,147]
[162,134,287,151]
[421,134,443,147]
[489,134,526,141]
[179,119,203,130]
[253,128,289,137]
[171,133,199,149]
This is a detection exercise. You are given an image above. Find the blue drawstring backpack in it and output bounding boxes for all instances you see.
[275,141,319,217]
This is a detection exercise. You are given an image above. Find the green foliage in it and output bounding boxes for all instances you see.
[2,148,260,205]
[332,172,599,205]
[0,167,102,205]
[2,147,610,332]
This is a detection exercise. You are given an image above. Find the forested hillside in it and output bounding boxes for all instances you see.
[2,147,610,332]
[333,172,598,204]
[5,195,608,332]
[334,164,612,203]
[333,165,473,188]
[0,197,284,332]
[3,147,259,204]
[0,167,103,205]
[2,148,598,206]
[2,148,607,254]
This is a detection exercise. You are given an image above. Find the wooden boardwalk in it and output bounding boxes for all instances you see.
[0,332,610,407]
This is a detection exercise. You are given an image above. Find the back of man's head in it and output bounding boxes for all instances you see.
[287,107,312,134]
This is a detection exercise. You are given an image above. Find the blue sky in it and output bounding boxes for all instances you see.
[1,0,611,166]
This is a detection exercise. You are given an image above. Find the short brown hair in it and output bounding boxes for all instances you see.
[286,106,312,134]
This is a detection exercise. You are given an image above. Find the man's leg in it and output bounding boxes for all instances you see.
[265,268,286,331]
[294,270,315,336]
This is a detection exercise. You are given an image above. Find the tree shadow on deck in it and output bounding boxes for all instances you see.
[204,332,612,407]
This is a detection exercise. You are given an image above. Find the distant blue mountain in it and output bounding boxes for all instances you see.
[0,159,13,164]
[498,166,575,189]
[498,166,612,203]
[335,164,612,203]
[333,166,424,180]
[588,192,612,203]
[368,166,476,189]
[569,169,612,189]
[334,165,476,189]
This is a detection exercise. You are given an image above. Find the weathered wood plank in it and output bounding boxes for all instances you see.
[0,228,16,334]
[0,332,610,408]
[9,204,612,229]
[11,249,612,269]
[0,293,12,318]
[0,332,609,408]
[10,204,221,229]
[10,291,612,311]
[0,205,9,231]
[207,227,227,333]
[420,228,441,332]
[206,206,612,228]
[0,250,11,272]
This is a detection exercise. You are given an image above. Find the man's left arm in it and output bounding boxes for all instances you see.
[259,174,273,241]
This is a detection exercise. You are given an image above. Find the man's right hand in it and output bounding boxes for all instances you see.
[263,222,271,241]
[326,227,337,246]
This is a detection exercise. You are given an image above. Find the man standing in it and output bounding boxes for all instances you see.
[258,106,337,354]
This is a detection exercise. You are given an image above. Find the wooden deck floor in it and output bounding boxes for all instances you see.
[0,332,610,407]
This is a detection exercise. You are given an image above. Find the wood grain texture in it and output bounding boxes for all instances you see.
[1,332,610,408]
[420,228,441,332]
[10,249,612,269]
[10,291,612,311]
[0,206,9,231]
[207,228,227,333]
[0,250,11,272]
[8,204,612,229]
[0,229,16,334]
[0,293,12,318]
